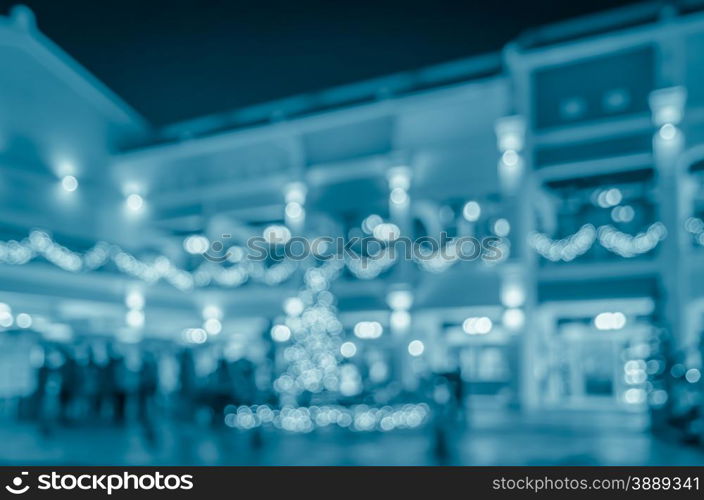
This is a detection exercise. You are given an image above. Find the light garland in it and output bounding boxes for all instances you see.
[529,222,667,261]
[224,403,430,433]
[0,227,405,289]
[345,247,397,279]
[597,222,667,258]
[685,216,704,247]
[529,224,596,262]
[0,220,522,291]
[0,230,298,291]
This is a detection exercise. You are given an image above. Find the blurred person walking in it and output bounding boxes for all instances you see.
[74,345,101,422]
[58,349,78,423]
[106,351,128,424]
[429,373,462,465]
[210,357,234,419]
[35,347,64,437]
[178,349,197,420]
[138,351,159,444]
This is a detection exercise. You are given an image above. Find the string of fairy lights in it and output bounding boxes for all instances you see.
[529,221,668,262]
[0,230,298,291]
[0,224,506,290]
[223,403,430,433]
[0,218,675,291]
[684,216,704,247]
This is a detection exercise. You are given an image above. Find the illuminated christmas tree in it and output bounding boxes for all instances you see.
[272,258,354,405]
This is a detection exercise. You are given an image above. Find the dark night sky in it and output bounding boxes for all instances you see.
[1,0,643,125]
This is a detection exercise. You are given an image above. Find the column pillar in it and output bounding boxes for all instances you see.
[650,86,688,348]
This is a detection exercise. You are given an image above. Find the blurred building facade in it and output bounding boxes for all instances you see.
[4,2,704,448]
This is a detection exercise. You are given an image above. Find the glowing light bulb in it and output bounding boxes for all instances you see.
[285,201,304,220]
[494,218,511,237]
[390,187,409,205]
[501,283,525,308]
[61,175,78,192]
[126,193,144,211]
[204,317,222,335]
[340,341,357,358]
[125,309,145,329]
[502,150,519,166]
[390,310,411,330]
[659,123,677,141]
[184,235,209,254]
[463,201,481,222]
[125,290,145,310]
[408,340,425,357]
[502,308,525,331]
[16,313,32,329]
[271,324,291,342]
[283,297,304,316]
